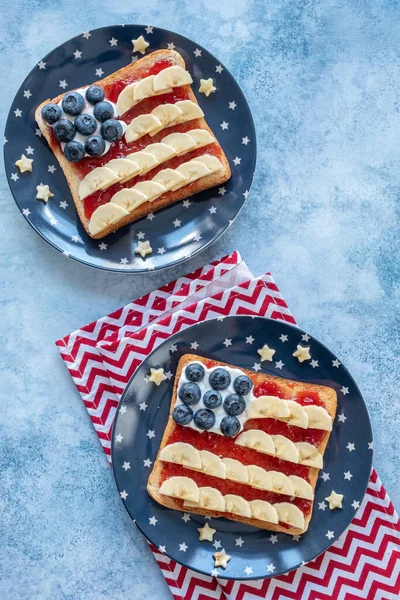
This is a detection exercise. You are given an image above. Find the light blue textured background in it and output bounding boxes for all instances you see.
[1,1,399,599]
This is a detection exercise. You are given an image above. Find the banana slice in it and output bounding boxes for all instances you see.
[88,203,129,236]
[283,400,309,429]
[295,442,323,469]
[272,435,300,463]
[151,103,184,135]
[247,396,291,420]
[125,114,163,143]
[110,188,148,212]
[184,486,225,511]
[133,75,156,101]
[172,100,204,124]
[187,129,215,148]
[269,471,295,496]
[303,405,333,431]
[116,82,136,115]
[247,465,273,490]
[176,160,210,183]
[153,66,193,91]
[126,150,159,174]
[222,457,249,483]
[133,181,166,202]
[225,494,252,518]
[235,429,275,455]
[145,142,176,163]
[107,158,141,182]
[199,450,227,479]
[195,155,223,173]
[161,132,197,155]
[78,167,120,200]
[249,500,279,524]
[288,476,314,500]
[275,502,305,530]
[159,442,202,470]
[159,476,199,502]
[152,168,187,191]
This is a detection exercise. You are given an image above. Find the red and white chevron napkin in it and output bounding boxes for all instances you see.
[56,252,400,600]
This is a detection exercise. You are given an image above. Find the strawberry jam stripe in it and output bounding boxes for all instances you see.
[245,418,326,446]
[160,463,312,517]
[103,59,175,104]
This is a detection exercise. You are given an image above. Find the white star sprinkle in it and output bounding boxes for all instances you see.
[73,49,82,59]
[15,155,33,173]
[218,186,226,196]
[173,218,182,228]
[120,490,128,500]
[136,231,145,240]
[49,216,58,226]
[194,233,202,242]
[326,530,335,540]
[181,513,191,523]
[23,89,32,99]
[145,25,154,34]
[209,206,217,214]
[164,371,173,380]
[338,412,347,423]
[48,165,57,173]
[253,362,261,372]
[229,100,237,110]
[95,68,104,77]
[179,542,188,552]
[245,335,254,344]
[310,359,319,368]
[193,48,202,57]
[233,156,241,165]
[269,534,278,544]
[71,235,79,243]
[14,108,22,117]
[275,360,285,369]
[146,430,155,439]
[211,568,219,577]
[292,535,300,542]
[352,500,361,510]
[143,458,153,468]
[325,491,343,510]
[215,64,223,73]
[98,242,107,250]
[59,201,68,209]
[38,60,46,69]
[346,442,355,452]
[220,121,229,130]
[223,338,232,347]
[35,128,42,137]
[242,136,250,145]
[198,522,216,541]
[235,537,244,547]
[132,35,149,54]
[318,501,327,511]
[82,31,91,39]
[332,359,341,368]
[170,344,178,353]
[122,462,131,471]
[257,344,276,362]
[36,184,54,202]
[191,341,199,350]
[139,402,148,411]
[22,208,31,216]
[266,563,276,573]
[147,212,155,221]
[293,344,311,363]
[341,386,349,395]
[149,516,158,525]
[279,334,288,342]
[302,333,310,342]
[167,42,175,50]
[25,146,34,155]
[59,80,68,89]
[321,472,330,482]
[244,566,253,575]
[212,539,222,550]
[368,441,374,450]
[182,199,191,209]
[158,545,166,553]
[135,240,152,259]
[120,258,129,265]
[120,405,127,414]
[148,368,167,386]
[109,37,118,46]
[344,471,353,480]
[157,247,166,255]
[199,78,216,97]
[214,549,231,569]
[115,433,123,443]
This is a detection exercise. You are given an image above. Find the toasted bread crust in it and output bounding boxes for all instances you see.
[148,354,337,535]
[35,50,231,239]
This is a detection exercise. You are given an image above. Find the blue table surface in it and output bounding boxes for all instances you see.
[1,2,399,599]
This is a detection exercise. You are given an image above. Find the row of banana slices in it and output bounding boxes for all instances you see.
[79,127,215,200]
[159,442,314,499]
[247,395,333,431]
[159,476,305,530]
[125,100,204,143]
[88,153,223,236]
[117,65,193,115]
[236,430,323,468]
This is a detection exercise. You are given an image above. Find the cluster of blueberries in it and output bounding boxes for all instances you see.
[41,86,124,163]
[172,363,253,437]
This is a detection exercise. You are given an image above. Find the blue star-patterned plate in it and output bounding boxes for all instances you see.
[112,316,373,580]
[4,25,256,273]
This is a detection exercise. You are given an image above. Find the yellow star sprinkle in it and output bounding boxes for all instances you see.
[213,549,231,569]
[199,78,216,97]
[148,367,167,386]
[325,490,343,510]
[132,35,149,55]
[135,240,152,259]
[293,344,311,363]
[198,522,216,542]
[257,344,276,362]
[15,154,33,173]
[36,184,54,203]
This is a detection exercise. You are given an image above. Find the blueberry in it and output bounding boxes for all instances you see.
[75,113,97,135]
[61,92,84,116]
[185,363,205,383]
[233,375,253,396]
[41,102,62,124]
[194,408,216,430]
[178,382,201,405]
[53,118,75,142]
[84,135,106,157]
[64,140,85,162]
[172,404,193,425]
[203,389,222,409]
[86,85,105,105]
[220,415,241,437]
[93,101,114,122]
[223,393,246,416]
[100,119,123,142]
[209,368,231,391]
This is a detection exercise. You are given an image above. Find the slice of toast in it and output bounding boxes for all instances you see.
[35,50,231,239]
[148,354,337,535]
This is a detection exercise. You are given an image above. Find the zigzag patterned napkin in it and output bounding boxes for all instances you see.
[57,252,400,600]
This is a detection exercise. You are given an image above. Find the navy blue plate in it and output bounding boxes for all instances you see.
[112,316,373,580]
[4,25,256,272]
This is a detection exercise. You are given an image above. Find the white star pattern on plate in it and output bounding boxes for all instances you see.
[139,402,148,411]
[344,471,353,480]
[275,360,284,369]
[120,490,128,500]
[229,101,237,110]
[310,359,319,368]
[193,48,202,57]
[38,60,46,69]
[115,434,123,443]
[217,316,225,322]
[245,335,254,344]
[48,165,56,173]
[220,121,229,130]
[98,242,107,250]
[242,136,250,145]
[59,80,68,89]
[279,334,288,343]
[292,535,300,542]
[164,371,173,380]
[35,129,42,137]
[63,251,70,257]
[243,190,249,199]
[209,206,217,214]
[194,233,202,242]
[120,258,129,265]
[73,49,82,59]
[49,217,58,226]
[253,362,261,371]
[302,333,310,342]
[368,441,374,450]
[4,136,8,144]
[173,218,181,227]
[321,472,330,481]
[25,145,34,154]
[223,338,232,347]
[147,212,155,221]
[182,513,191,523]
[182,199,191,208]
[212,540,222,550]
[136,231,145,240]
[158,545,166,553]
[11,173,19,181]
[218,187,226,195]
[143,458,153,468]
[23,90,32,99]
[95,68,104,77]
[326,530,335,540]
[22,208,31,216]
[120,405,127,414]
[157,247,166,255]
[59,201,68,209]
[266,563,276,573]
[109,37,118,46]
[244,566,253,575]
[341,386,349,395]
[332,359,341,368]
[71,235,79,243]
[211,569,219,577]
[338,412,347,423]
[170,344,177,353]
[233,156,241,165]
[149,516,157,525]
[167,42,175,50]
[122,462,131,471]
[215,64,223,73]
[179,542,188,552]
[346,442,355,452]
[14,108,22,117]
[82,31,91,39]
[146,430,155,439]
[352,500,361,509]
[318,501,327,511]
[145,25,154,34]
[269,534,278,544]
[191,341,199,350]
[235,537,244,547]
